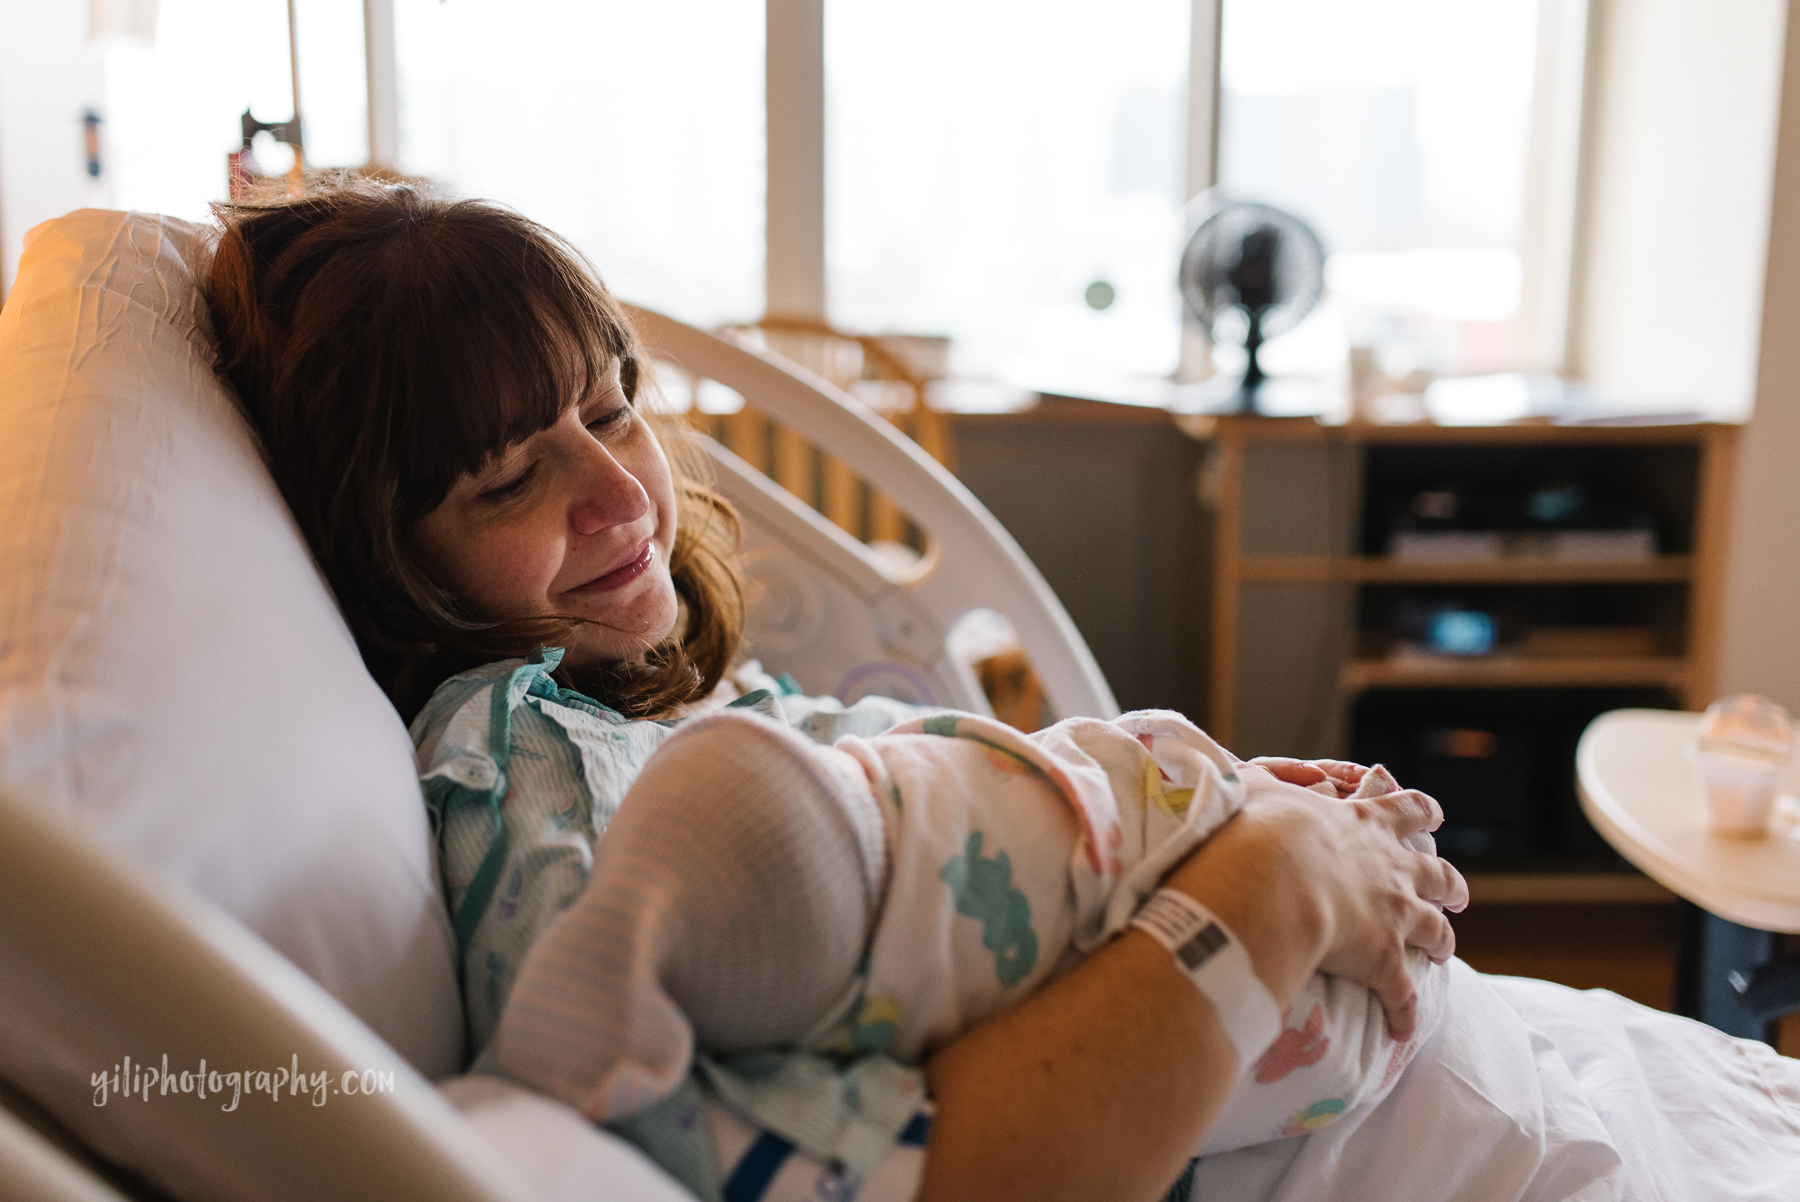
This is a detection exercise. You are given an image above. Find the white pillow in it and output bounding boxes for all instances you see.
[0,211,462,1083]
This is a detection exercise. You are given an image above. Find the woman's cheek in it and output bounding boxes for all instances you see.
[476,523,564,615]
[628,424,679,546]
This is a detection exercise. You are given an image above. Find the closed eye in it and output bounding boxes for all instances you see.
[479,463,537,502]
[586,403,631,436]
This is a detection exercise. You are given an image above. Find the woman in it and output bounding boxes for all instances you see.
[204,175,1466,1202]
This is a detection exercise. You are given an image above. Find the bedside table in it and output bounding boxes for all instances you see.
[1577,708,1800,1040]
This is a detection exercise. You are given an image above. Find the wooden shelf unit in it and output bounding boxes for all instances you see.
[1203,417,1738,748]
[1238,554,1693,585]
[1198,416,1737,896]
[1464,872,1675,905]
[1341,655,1689,693]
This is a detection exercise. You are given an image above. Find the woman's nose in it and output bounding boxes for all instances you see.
[567,444,650,536]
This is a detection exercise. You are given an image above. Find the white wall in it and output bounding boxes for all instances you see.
[1574,0,1786,418]
[1718,0,1800,709]
[0,0,95,300]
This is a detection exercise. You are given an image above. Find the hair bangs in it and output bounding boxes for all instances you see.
[383,210,631,519]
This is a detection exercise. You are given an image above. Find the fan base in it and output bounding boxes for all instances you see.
[1174,374,1331,419]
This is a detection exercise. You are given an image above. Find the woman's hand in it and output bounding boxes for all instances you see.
[1164,765,1468,1039]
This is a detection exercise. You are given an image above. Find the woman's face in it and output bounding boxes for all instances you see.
[414,360,680,671]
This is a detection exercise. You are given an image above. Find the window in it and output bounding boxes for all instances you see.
[1216,0,1584,383]
[825,0,1193,383]
[81,1,762,329]
[392,0,763,327]
[73,0,1587,396]
[98,0,368,221]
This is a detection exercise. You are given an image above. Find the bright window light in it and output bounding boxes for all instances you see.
[99,0,367,221]
[392,0,764,328]
[1218,0,1540,379]
[826,0,1191,383]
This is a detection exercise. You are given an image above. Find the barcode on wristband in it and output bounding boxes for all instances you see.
[1130,889,1285,1069]
[1132,890,1221,955]
[1176,922,1228,971]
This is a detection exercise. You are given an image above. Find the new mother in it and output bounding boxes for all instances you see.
[203,176,1469,1202]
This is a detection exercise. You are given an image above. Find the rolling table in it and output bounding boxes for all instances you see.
[1577,708,1800,1040]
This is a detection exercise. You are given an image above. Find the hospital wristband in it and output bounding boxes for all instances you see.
[1130,888,1284,1071]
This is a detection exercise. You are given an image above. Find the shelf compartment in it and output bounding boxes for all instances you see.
[1239,554,1692,585]
[1464,872,1676,905]
[1342,655,1688,692]
[1184,415,1732,446]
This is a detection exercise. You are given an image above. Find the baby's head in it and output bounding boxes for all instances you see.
[202,175,742,716]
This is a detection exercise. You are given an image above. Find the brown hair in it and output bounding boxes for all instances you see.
[202,174,743,719]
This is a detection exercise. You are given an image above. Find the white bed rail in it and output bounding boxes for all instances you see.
[629,305,1119,722]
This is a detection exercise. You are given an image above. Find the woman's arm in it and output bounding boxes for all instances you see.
[917,770,1467,1202]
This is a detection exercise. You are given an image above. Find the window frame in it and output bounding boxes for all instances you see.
[361,0,1587,379]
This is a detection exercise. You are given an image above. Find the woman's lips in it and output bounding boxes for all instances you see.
[568,543,654,595]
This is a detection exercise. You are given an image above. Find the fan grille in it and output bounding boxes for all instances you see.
[1179,200,1325,342]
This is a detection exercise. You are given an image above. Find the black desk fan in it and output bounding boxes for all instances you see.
[1179,197,1325,415]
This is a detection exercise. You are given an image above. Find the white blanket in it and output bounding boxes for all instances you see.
[1190,960,1800,1202]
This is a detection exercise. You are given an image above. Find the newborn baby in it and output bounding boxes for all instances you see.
[490,707,1448,1173]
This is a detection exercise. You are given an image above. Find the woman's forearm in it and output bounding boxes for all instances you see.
[918,927,1246,1202]
[918,803,1331,1202]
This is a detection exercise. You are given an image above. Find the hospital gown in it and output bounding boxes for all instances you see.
[411,648,937,1200]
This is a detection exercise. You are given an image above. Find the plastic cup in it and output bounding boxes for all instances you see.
[1697,749,1783,837]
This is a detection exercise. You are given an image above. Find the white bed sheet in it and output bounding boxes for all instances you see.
[1192,960,1800,1202]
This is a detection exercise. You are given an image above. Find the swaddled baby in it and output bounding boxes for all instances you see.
[490,706,1448,1171]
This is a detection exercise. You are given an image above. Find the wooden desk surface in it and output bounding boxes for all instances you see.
[1175,413,1738,445]
[1577,709,1800,932]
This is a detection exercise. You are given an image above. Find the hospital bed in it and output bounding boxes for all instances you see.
[1,210,1796,1202]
